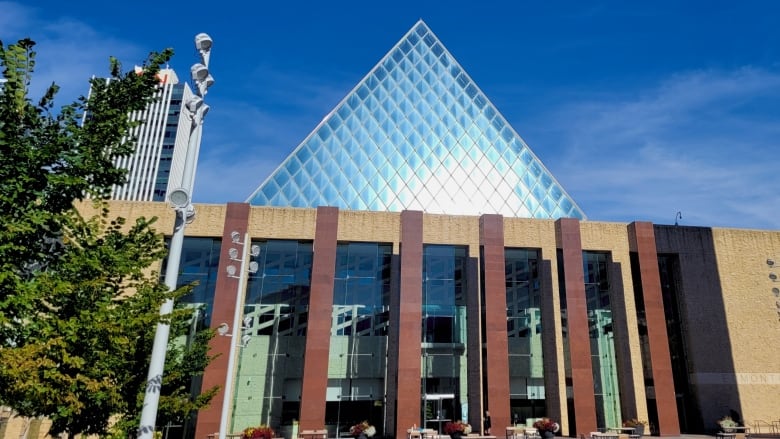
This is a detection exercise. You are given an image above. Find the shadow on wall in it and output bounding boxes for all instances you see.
[654,225,736,434]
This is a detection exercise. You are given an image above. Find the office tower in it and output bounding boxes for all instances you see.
[106,68,196,201]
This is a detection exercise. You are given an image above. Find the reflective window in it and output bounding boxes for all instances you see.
[583,251,621,429]
[504,248,546,422]
[423,245,467,343]
[332,242,392,336]
[232,240,312,432]
[326,243,392,433]
[421,245,468,428]
[162,237,221,325]
[245,240,313,335]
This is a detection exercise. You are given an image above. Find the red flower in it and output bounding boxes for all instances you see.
[444,421,471,435]
[242,425,275,439]
[532,418,560,433]
[351,421,372,437]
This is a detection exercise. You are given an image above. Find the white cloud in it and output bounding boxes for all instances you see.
[545,67,780,229]
[0,3,144,105]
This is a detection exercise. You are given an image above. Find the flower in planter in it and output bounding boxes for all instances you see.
[622,419,648,428]
[532,418,560,433]
[350,421,376,437]
[242,425,275,439]
[444,421,472,435]
[718,416,739,432]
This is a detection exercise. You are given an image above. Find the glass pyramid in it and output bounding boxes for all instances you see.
[246,20,586,220]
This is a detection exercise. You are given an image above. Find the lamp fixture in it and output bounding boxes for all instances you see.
[195,33,213,52]
[168,188,190,208]
[199,103,210,119]
[191,63,209,82]
[183,204,196,224]
[186,95,203,113]
[202,74,215,90]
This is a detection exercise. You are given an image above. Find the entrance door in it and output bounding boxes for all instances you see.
[423,393,455,433]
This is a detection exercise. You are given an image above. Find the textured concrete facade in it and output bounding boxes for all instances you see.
[654,226,780,430]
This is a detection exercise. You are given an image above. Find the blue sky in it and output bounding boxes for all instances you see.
[2,1,779,230]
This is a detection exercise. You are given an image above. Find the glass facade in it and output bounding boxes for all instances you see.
[583,252,621,429]
[326,243,392,436]
[504,248,546,424]
[233,240,313,432]
[421,245,468,432]
[160,237,222,439]
[164,236,222,325]
[247,21,585,220]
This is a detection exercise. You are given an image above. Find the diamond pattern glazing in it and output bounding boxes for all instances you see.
[247,20,586,220]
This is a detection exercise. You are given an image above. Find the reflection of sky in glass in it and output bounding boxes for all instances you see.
[247,21,585,220]
[246,240,312,305]
[163,237,222,326]
[422,245,467,343]
[332,243,391,336]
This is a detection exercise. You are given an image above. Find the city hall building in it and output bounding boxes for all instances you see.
[173,20,777,439]
[2,20,779,439]
[106,202,779,439]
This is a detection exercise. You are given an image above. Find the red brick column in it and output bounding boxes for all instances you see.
[479,214,511,433]
[556,218,597,435]
[195,202,251,439]
[394,210,424,438]
[628,222,680,435]
[299,207,339,431]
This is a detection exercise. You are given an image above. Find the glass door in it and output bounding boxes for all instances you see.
[423,394,455,434]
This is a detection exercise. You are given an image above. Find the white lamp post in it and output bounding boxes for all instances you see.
[138,33,214,439]
[219,232,259,439]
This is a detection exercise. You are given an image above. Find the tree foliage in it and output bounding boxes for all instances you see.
[0,38,217,437]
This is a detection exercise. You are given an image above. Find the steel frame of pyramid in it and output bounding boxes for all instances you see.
[247,20,586,220]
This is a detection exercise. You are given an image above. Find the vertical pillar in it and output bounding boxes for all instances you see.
[195,202,251,439]
[556,218,597,435]
[385,242,402,436]
[465,238,481,430]
[628,222,680,435]
[299,207,339,431]
[479,214,511,433]
[394,210,424,439]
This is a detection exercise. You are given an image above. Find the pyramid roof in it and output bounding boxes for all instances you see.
[247,20,585,220]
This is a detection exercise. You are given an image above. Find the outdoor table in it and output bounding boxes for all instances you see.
[506,426,524,439]
[299,429,327,439]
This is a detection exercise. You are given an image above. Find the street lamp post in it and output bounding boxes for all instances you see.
[138,33,214,439]
[219,232,259,439]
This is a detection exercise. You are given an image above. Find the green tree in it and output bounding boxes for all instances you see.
[0,38,216,437]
